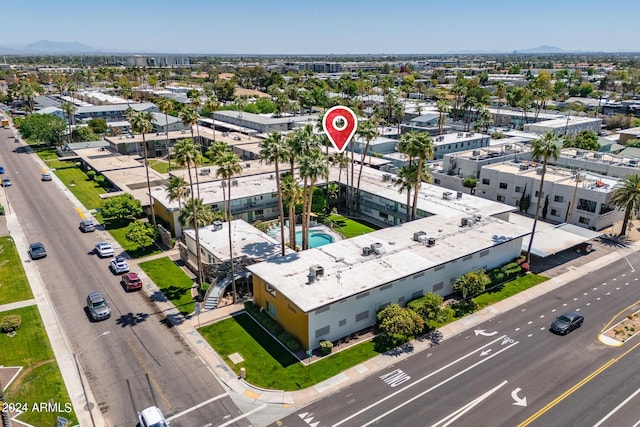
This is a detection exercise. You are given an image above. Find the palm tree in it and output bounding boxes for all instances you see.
[174,138,205,286]
[355,118,379,209]
[166,176,188,209]
[400,132,434,221]
[61,101,76,145]
[204,95,220,141]
[495,81,506,127]
[525,132,561,263]
[281,174,303,249]
[299,149,329,250]
[179,198,214,235]
[260,132,288,255]
[156,97,174,171]
[129,110,157,227]
[610,174,640,236]
[120,86,133,107]
[395,164,416,222]
[216,151,242,303]
[436,99,450,135]
[179,107,203,197]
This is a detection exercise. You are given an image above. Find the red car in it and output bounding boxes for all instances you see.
[121,272,142,292]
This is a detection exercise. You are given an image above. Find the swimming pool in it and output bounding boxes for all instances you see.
[295,231,334,248]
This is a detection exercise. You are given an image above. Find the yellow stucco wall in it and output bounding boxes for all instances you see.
[154,200,176,235]
[253,274,310,349]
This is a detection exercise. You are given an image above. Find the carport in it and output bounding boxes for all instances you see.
[509,215,603,258]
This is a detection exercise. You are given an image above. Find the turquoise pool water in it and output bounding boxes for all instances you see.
[295,231,334,248]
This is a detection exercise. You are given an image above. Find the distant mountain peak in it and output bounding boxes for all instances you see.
[23,40,96,53]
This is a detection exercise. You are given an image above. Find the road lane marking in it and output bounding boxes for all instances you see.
[166,393,229,422]
[519,339,640,426]
[360,341,519,427]
[593,386,640,427]
[332,335,511,427]
[75,207,86,219]
[431,380,509,427]
[599,299,640,333]
[217,404,266,427]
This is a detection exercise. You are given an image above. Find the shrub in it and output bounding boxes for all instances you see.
[243,302,301,352]
[95,175,105,185]
[86,170,96,180]
[1,315,21,333]
[451,300,478,318]
[319,340,333,355]
[0,203,4,215]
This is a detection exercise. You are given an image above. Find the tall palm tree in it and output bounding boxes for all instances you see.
[525,132,561,263]
[436,99,450,135]
[121,86,133,107]
[216,151,242,303]
[156,97,174,171]
[395,164,416,222]
[299,149,329,250]
[204,95,220,141]
[611,174,640,236]
[166,176,189,209]
[400,132,434,220]
[61,101,76,145]
[129,110,157,227]
[281,174,303,249]
[260,132,288,255]
[179,107,203,197]
[179,198,214,236]
[355,118,379,210]
[174,138,205,286]
[207,141,231,220]
[495,81,506,127]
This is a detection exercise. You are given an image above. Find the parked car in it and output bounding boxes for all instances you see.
[41,172,52,181]
[79,219,96,233]
[110,257,129,274]
[28,242,47,259]
[121,272,142,291]
[138,406,168,427]
[550,311,584,335]
[0,166,5,174]
[95,242,115,257]
[2,178,11,187]
[86,292,111,321]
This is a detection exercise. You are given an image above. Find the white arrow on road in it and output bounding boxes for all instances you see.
[511,387,527,407]
[474,329,498,337]
[480,349,492,356]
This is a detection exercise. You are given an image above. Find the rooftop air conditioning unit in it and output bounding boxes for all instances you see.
[457,191,463,199]
[504,144,513,150]
[457,132,463,138]
[212,220,223,231]
[362,246,373,256]
[461,217,468,226]
[519,164,529,171]
[426,237,436,247]
[466,217,476,226]
[231,179,239,186]
[472,150,481,156]
[630,159,638,165]
[370,242,382,250]
[382,173,391,182]
[575,150,583,156]
[413,231,427,242]
[467,133,474,137]
[593,153,603,158]
[310,264,324,277]
[536,167,543,175]
[443,191,453,200]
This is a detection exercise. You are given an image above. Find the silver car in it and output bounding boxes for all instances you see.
[87,292,111,321]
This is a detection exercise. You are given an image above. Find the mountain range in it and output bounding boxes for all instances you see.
[0,40,97,54]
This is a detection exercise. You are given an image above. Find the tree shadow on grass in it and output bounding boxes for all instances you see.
[232,313,299,368]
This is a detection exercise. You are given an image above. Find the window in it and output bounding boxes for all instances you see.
[315,325,330,338]
[380,283,392,291]
[579,216,590,225]
[411,290,423,299]
[355,310,369,322]
[255,209,263,215]
[497,195,506,202]
[515,186,524,193]
[433,282,444,291]
[551,209,559,216]
[356,292,369,300]
[434,178,441,185]
[265,283,276,297]
[434,265,445,271]
[600,203,614,214]
[266,301,276,318]
[463,255,473,261]
[482,178,490,185]
[339,319,346,327]
[315,305,330,314]
[480,249,489,257]
[499,182,508,189]
[535,191,544,198]
[288,304,297,313]
[398,296,405,304]
[577,198,597,213]
[378,302,391,311]
[554,195,564,202]
[413,272,425,279]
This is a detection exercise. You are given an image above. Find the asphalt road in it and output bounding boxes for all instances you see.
[0,127,251,427]
[272,250,640,426]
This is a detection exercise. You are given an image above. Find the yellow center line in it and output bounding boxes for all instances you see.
[600,299,640,333]
[519,339,640,426]
[123,333,173,412]
[75,207,86,219]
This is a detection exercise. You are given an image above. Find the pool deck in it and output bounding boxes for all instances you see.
[268,223,343,247]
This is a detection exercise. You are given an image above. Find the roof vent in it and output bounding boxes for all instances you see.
[310,264,324,277]
[382,173,392,182]
[362,246,373,256]
[457,191,463,199]
[212,221,223,231]
[519,164,529,171]
[443,191,453,200]
[413,231,427,242]
[426,237,436,247]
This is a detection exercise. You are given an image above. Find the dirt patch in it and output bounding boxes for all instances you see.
[602,307,640,343]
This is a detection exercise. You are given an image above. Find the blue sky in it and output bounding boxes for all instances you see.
[3,0,639,54]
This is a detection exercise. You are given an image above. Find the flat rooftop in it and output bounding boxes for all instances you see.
[247,213,530,312]
[527,116,602,129]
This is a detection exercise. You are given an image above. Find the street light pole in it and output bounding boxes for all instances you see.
[74,331,111,427]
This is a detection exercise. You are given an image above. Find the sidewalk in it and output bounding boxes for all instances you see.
[166,233,640,413]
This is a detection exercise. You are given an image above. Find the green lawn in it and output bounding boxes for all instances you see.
[32,146,59,160]
[329,214,376,238]
[0,236,34,305]
[473,274,550,309]
[199,313,379,390]
[53,167,106,210]
[139,257,194,315]
[103,219,162,259]
[46,159,77,170]
[148,159,170,174]
[0,306,77,426]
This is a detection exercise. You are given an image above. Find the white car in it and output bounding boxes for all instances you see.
[109,257,129,274]
[138,406,168,427]
[95,242,115,258]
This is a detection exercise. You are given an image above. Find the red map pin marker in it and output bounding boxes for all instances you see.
[322,106,358,153]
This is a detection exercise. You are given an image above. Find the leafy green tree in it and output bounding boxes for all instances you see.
[101,193,143,220]
[213,79,236,102]
[125,220,159,247]
[17,113,66,144]
[626,139,640,148]
[611,174,640,235]
[377,304,425,345]
[563,130,599,151]
[88,118,108,134]
[407,293,454,328]
[453,269,490,299]
[526,132,561,263]
[462,177,477,189]
[71,127,100,142]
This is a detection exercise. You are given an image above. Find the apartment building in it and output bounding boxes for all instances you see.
[523,116,602,137]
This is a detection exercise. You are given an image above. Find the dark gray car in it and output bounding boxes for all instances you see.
[550,311,584,335]
[87,292,111,321]
[28,242,47,259]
